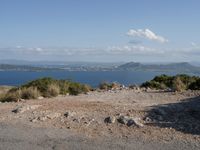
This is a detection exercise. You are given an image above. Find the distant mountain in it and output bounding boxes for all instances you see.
[117,62,200,74]
[0,64,115,72]
[1,62,200,74]
[0,59,123,68]
[0,64,61,71]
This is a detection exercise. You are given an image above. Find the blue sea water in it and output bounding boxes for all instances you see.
[0,71,177,87]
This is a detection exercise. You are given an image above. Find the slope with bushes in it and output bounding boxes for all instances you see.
[141,74,200,91]
[0,77,91,102]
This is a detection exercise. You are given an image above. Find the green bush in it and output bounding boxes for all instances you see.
[21,77,91,96]
[45,84,60,97]
[141,74,200,91]
[0,77,91,102]
[172,77,186,92]
[57,80,70,94]
[22,77,57,94]
[99,82,121,90]
[188,78,200,90]
[21,87,40,99]
[1,90,21,102]
[68,82,90,95]
[99,82,112,90]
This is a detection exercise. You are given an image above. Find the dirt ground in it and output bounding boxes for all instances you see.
[0,89,200,149]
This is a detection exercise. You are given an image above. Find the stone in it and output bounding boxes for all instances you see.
[30,118,38,122]
[38,116,47,121]
[117,115,144,127]
[64,111,76,118]
[46,112,61,119]
[144,117,152,123]
[12,106,27,113]
[117,116,130,124]
[12,105,41,113]
[38,96,44,100]
[127,118,144,127]
[104,116,116,123]
[127,119,135,126]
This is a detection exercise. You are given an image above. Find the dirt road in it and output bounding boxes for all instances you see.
[0,122,198,150]
[0,89,200,149]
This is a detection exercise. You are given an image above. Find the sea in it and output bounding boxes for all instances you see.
[0,70,182,87]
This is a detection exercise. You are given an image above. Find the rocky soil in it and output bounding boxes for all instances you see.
[0,89,200,149]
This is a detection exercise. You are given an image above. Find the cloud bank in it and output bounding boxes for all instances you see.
[127,29,168,43]
[0,42,199,62]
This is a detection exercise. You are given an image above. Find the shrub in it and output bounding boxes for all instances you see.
[21,87,40,99]
[0,93,6,102]
[188,78,200,90]
[22,77,91,96]
[68,82,90,95]
[141,80,166,89]
[172,77,186,92]
[57,80,70,94]
[82,84,92,92]
[99,82,112,90]
[22,77,57,93]
[175,74,198,88]
[0,77,91,102]
[1,90,21,102]
[141,74,200,91]
[152,74,173,88]
[45,84,60,97]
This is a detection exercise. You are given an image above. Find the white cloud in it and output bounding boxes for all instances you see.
[35,47,43,52]
[190,42,199,48]
[127,29,168,43]
[106,45,164,55]
[1,45,200,61]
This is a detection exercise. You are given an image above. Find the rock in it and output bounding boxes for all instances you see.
[38,96,44,100]
[64,111,76,118]
[38,116,47,121]
[127,119,135,126]
[64,112,70,117]
[144,117,152,123]
[117,116,130,124]
[129,84,138,90]
[46,112,61,119]
[12,106,27,113]
[29,105,41,110]
[12,105,41,113]
[127,118,144,127]
[117,115,144,127]
[104,116,116,123]
[72,118,80,123]
[30,118,38,122]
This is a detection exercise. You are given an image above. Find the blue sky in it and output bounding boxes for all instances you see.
[0,0,200,62]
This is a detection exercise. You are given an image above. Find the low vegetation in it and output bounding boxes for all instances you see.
[21,87,40,99]
[0,77,91,102]
[141,74,200,91]
[99,82,121,90]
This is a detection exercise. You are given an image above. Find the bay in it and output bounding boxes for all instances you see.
[0,71,177,87]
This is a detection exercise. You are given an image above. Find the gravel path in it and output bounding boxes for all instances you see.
[0,89,200,149]
[0,122,199,150]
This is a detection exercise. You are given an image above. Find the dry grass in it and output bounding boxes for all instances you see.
[45,84,60,97]
[21,87,40,99]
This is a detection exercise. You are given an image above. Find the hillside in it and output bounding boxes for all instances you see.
[0,64,62,71]
[117,62,200,73]
[1,62,200,74]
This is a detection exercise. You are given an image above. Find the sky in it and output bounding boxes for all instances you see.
[0,0,200,62]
